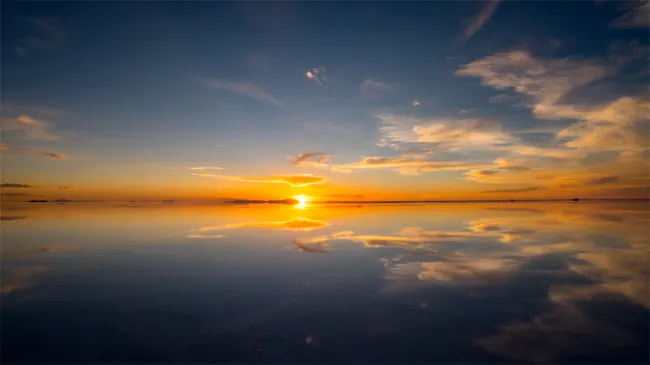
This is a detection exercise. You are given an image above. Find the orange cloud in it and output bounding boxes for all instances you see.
[188,166,224,171]
[26,148,66,159]
[193,217,330,233]
[194,173,326,187]
[482,187,540,194]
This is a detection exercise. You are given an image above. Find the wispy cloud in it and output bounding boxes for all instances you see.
[58,185,75,189]
[305,66,329,85]
[378,114,511,149]
[488,93,519,103]
[26,148,67,159]
[482,187,540,194]
[1,115,64,141]
[610,1,649,28]
[0,192,33,197]
[360,79,392,99]
[494,158,530,171]
[292,152,329,165]
[0,144,6,150]
[192,217,329,233]
[1,183,32,188]
[456,47,650,155]
[462,0,503,41]
[188,166,225,171]
[204,79,283,106]
[585,176,619,186]
[16,17,66,56]
[194,173,326,187]
[294,152,486,176]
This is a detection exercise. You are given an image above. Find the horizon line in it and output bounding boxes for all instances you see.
[16,197,650,204]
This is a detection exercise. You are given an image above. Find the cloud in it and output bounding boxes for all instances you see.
[1,266,49,295]
[456,50,612,118]
[360,79,392,98]
[0,144,6,150]
[204,79,283,106]
[488,93,520,103]
[482,187,540,194]
[378,114,511,149]
[194,173,326,187]
[292,152,329,165]
[418,258,518,283]
[292,240,329,254]
[469,222,501,232]
[1,115,63,141]
[340,157,485,176]
[185,234,224,239]
[1,192,32,196]
[293,149,487,176]
[456,49,650,155]
[494,158,530,171]
[559,175,622,189]
[1,183,32,188]
[477,305,633,363]
[188,166,225,171]
[585,176,619,185]
[326,194,365,199]
[305,66,328,85]
[16,17,66,56]
[554,97,649,152]
[465,159,535,183]
[26,148,67,159]
[295,231,355,245]
[58,185,75,189]
[193,217,330,233]
[412,99,420,107]
[462,0,503,41]
[1,216,27,221]
[610,1,650,29]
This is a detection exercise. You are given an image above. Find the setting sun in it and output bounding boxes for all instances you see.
[293,194,310,209]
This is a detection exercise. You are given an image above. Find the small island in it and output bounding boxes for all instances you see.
[28,200,49,203]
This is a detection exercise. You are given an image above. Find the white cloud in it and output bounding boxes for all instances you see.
[1,115,63,141]
[360,79,392,98]
[204,79,283,106]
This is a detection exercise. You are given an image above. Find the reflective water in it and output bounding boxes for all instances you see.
[2,202,648,363]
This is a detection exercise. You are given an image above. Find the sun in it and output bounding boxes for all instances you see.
[293,194,310,209]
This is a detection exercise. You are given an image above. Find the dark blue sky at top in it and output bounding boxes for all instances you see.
[1,1,647,171]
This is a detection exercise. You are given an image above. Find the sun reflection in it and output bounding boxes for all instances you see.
[293,194,310,210]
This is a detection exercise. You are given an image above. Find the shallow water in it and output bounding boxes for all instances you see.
[2,201,648,363]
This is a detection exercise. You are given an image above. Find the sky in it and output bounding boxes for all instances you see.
[1,0,649,201]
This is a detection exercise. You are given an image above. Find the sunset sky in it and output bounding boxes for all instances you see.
[1,1,648,201]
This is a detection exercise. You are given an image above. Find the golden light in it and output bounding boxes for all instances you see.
[293,194,310,210]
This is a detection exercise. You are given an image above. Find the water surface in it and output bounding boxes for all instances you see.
[2,201,648,363]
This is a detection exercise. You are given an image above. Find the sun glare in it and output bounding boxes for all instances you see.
[293,194,310,209]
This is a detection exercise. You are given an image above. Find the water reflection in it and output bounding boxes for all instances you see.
[1,202,648,363]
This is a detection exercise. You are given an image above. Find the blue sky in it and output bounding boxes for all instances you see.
[1,0,648,200]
